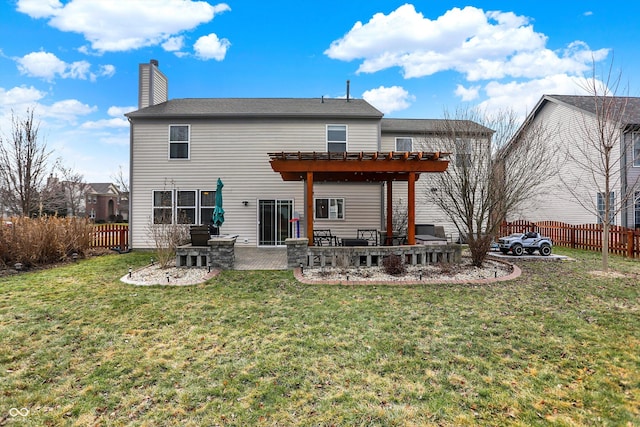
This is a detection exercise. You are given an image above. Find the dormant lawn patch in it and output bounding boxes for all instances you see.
[1,248,638,426]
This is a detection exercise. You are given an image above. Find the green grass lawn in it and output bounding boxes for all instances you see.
[1,248,638,426]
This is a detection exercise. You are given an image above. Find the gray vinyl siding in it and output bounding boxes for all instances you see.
[138,64,150,109]
[622,131,640,227]
[506,101,623,226]
[151,67,168,106]
[381,133,483,242]
[138,64,168,109]
[130,117,381,248]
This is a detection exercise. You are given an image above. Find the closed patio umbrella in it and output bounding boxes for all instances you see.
[212,178,224,229]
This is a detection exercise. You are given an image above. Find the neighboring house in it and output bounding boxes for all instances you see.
[380,119,494,241]
[502,94,640,229]
[126,60,486,248]
[86,183,128,222]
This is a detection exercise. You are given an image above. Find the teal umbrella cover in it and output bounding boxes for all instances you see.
[212,178,225,228]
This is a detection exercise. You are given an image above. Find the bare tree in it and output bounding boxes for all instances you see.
[55,161,89,217]
[420,107,557,266]
[0,109,52,216]
[559,61,638,271]
[111,164,129,193]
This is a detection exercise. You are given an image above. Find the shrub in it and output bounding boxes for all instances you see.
[382,254,406,276]
[0,216,94,268]
[146,220,190,268]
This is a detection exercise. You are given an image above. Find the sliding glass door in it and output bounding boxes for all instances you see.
[258,199,293,246]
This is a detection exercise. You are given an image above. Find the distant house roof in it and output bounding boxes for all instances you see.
[382,118,494,135]
[126,98,383,119]
[543,95,640,126]
[87,183,120,195]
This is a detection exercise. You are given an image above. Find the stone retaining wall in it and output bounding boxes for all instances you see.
[286,238,462,268]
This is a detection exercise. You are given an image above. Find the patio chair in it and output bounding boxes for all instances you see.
[313,229,338,246]
[357,228,378,246]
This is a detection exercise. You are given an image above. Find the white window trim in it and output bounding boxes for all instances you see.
[152,190,174,224]
[152,189,217,225]
[326,124,348,152]
[633,132,640,167]
[596,191,616,225]
[168,124,190,160]
[314,197,345,220]
[176,190,197,224]
[395,137,413,152]
[634,191,640,228]
[200,189,216,226]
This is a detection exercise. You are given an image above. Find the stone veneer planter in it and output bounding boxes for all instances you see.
[176,235,237,270]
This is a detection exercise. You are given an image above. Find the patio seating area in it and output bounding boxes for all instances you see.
[311,224,448,248]
[285,237,461,269]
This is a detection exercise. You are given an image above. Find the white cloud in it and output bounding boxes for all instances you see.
[17,0,231,53]
[194,33,231,60]
[16,51,66,80]
[163,36,184,52]
[107,106,137,117]
[16,0,62,19]
[477,74,590,117]
[454,84,480,101]
[325,4,608,81]
[16,51,114,82]
[99,64,116,78]
[0,86,46,106]
[41,99,97,124]
[81,117,129,129]
[362,85,415,114]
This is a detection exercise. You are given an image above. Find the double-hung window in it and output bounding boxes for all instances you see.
[633,132,640,167]
[153,190,173,224]
[396,137,413,152]
[200,190,216,226]
[152,189,215,225]
[455,138,472,168]
[597,191,616,224]
[315,197,344,220]
[176,191,196,224]
[169,125,190,159]
[327,125,347,152]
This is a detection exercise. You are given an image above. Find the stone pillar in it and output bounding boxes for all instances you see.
[208,236,237,269]
[286,238,309,268]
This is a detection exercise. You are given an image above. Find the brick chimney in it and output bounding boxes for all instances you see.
[138,59,168,109]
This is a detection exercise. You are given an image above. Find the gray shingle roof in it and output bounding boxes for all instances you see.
[546,95,640,125]
[87,183,119,194]
[126,98,383,119]
[382,118,493,134]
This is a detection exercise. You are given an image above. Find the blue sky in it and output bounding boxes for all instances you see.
[1,0,639,183]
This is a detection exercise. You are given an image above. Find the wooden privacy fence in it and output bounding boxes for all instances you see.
[92,224,129,252]
[500,220,640,258]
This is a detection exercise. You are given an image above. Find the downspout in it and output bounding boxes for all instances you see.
[128,117,134,249]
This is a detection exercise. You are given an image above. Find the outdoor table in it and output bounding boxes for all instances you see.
[380,231,407,246]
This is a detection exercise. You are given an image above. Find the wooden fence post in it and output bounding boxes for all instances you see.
[120,228,126,252]
[628,230,635,258]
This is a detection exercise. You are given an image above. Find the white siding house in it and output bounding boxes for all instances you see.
[126,60,490,248]
[503,95,640,228]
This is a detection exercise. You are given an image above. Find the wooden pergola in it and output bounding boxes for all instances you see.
[268,151,450,245]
